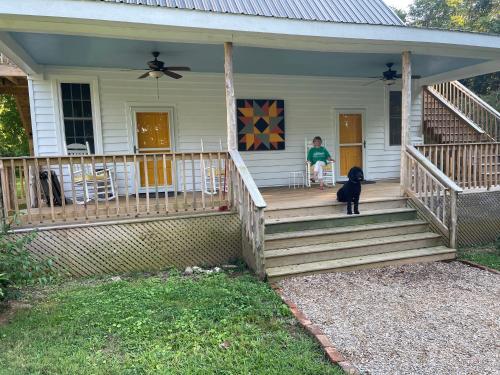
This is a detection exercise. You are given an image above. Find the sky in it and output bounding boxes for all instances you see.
[383,0,413,11]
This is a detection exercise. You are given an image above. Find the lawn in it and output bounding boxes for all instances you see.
[0,271,342,375]
[458,242,500,271]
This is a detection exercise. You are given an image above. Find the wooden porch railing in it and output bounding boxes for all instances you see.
[227,150,267,279]
[0,152,230,228]
[404,145,463,248]
[415,143,500,190]
[430,81,499,141]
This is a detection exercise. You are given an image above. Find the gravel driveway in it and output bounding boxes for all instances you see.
[279,262,500,375]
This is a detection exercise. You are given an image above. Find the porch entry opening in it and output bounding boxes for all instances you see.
[338,113,363,177]
[135,112,173,187]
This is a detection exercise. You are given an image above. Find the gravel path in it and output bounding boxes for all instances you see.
[279,262,500,375]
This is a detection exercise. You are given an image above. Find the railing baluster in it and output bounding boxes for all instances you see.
[173,153,178,212]
[112,155,120,217]
[200,153,206,211]
[9,159,19,218]
[208,152,215,209]
[162,154,169,214]
[91,156,99,219]
[153,154,159,213]
[123,155,130,216]
[57,157,66,221]
[191,153,196,210]
[22,159,32,224]
[182,153,187,211]
[103,156,110,218]
[143,154,150,215]
[133,154,140,216]
[45,157,56,222]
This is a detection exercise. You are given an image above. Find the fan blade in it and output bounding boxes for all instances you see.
[165,66,191,71]
[394,74,422,79]
[121,68,149,71]
[163,70,183,79]
[138,71,151,79]
[362,78,382,86]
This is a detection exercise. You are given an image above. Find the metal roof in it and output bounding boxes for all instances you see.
[97,0,405,26]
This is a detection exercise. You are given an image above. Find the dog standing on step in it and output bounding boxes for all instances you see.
[336,167,364,215]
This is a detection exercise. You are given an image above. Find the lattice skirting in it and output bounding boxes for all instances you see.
[11,213,242,277]
[457,190,500,248]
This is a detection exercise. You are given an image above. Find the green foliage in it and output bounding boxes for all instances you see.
[0,225,58,300]
[458,242,500,270]
[0,95,29,157]
[407,0,500,108]
[0,273,342,374]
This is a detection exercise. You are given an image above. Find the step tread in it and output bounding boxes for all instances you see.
[265,232,442,258]
[265,219,427,241]
[265,207,416,225]
[266,246,455,277]
[265,197,407,213]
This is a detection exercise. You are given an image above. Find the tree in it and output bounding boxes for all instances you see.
[407,0,499,109]
[0,95,29,157]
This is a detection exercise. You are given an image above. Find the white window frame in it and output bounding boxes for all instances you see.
[51,75,103,154]
[385,85,403,151]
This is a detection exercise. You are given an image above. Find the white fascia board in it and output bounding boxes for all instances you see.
[420,60,500,85]
[0,0,499,59]
[0,31,42,75]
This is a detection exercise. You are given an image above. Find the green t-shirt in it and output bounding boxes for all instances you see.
[307,146,331,164]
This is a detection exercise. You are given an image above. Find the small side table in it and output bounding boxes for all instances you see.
[288,171,305,189]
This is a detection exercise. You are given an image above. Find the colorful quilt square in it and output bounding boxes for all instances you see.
[237,99,285,151]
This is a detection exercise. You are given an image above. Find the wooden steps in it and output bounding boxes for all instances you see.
[265,207,417,234]
[265,219,428,250]
[263,198,456,281]
[266,246,456,281]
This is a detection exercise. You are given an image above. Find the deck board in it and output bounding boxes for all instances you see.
[261,180,401,210]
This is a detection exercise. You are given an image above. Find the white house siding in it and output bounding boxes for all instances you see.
[29,69,423,188]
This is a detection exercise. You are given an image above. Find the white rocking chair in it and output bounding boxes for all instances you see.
[305,138,336,187]
[66,142,116,204]
[200,139,227,195]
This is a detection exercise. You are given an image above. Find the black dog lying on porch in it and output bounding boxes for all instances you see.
[336,167,364,215]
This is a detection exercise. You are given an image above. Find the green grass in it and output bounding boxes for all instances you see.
[458,243,500,271]
[0,272,342,375]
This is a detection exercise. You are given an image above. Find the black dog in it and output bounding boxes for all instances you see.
[336,167,364,215]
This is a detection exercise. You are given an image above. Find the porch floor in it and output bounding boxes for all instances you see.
[261,180,401,210]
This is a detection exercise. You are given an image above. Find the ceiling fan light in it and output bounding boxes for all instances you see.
[385,79,396,86]
[149,70,163,79]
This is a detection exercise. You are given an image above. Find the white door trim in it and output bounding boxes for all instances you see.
[333,108,367,180]
[126,104,177,192]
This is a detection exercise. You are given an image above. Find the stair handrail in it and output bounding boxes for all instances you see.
[404,145,462,248]
[450,81,500,118]
[228,149,266,279]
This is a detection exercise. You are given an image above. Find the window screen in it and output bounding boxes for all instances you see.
[389,91,402,146]
[61,83,95,153]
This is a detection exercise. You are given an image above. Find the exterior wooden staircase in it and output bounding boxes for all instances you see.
[423,81,499,144]
[263,198,456,281]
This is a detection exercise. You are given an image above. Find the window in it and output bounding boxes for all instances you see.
[61,83,95,153]
[389,91,402,146]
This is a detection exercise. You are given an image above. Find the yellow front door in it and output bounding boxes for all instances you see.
[136,112,173,187]
[339,114,363,177]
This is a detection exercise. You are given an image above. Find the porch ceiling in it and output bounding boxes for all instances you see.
[9,32,486,79]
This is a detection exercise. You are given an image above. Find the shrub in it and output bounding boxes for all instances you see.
[0,224,59,300]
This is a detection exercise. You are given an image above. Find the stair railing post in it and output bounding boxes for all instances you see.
[449,190,458,249]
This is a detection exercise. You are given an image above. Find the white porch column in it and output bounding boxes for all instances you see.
[400,51,412,194]
[224,42,237,151]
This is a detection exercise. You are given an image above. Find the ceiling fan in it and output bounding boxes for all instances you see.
[364,63,421,86]
[136,51,191,80]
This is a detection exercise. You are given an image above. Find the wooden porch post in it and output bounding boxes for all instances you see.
[224,42,237,151]
[400,51,412,195]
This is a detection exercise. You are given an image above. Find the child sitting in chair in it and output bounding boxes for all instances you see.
[307,136,334,190]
